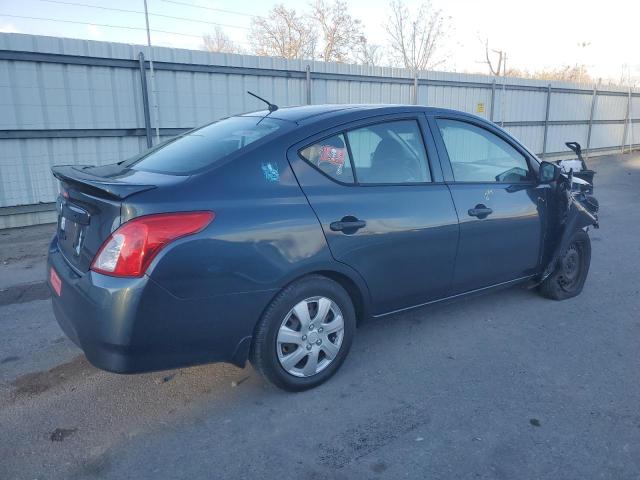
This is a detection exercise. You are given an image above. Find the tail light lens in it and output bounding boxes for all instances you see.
[91,211,214,278]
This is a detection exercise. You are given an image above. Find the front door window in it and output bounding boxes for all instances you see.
[437,119,531,183]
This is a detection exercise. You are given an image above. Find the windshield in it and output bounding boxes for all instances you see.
[129,116,283,174]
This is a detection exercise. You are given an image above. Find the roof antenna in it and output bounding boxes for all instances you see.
[247,91,278,112]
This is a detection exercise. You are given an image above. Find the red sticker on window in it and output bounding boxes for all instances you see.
[319,146,346,166]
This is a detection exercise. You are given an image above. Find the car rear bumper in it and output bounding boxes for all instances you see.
[47,237,277,373]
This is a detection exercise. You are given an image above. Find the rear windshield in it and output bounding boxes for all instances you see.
[129,116,283,174]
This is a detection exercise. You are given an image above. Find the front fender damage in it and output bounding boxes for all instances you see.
[536,188,599,284]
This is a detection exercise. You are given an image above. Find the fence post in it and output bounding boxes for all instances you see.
[630,87,636,150]
[423,76,428,106]
[621,86,631,154]
[138,52,153,149]
[305,65,311,105]
[541,84,552,158]
[490,78,496,122]
[412,71,418,105]
[585,82,598,159]
[500,76,506,127]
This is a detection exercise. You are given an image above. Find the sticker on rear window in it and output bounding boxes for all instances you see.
[319,146,345,166]
[319,145,346,175]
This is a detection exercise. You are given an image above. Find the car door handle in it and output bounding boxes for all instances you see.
[330,218,367,232]
[468,205,493,219]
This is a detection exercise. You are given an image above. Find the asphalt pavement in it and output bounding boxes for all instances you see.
[0,152,639,480]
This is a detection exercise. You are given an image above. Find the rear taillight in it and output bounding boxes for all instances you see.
[91,211,214,278]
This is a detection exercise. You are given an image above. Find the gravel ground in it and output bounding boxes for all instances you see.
[0,152,639,480]
[0,223,52,289]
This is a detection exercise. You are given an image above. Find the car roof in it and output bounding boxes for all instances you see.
[241,104,482,125]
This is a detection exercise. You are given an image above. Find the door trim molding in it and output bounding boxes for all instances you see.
[373,274,534,318]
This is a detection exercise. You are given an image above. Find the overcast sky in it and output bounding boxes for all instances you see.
[0,0,638,83]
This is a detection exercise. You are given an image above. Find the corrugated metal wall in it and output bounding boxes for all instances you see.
[0,32,638,228]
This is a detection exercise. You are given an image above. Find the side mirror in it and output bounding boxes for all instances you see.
[538,161,560,183]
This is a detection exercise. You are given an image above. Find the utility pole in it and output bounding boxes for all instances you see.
[143,0,160,144]
[501,52,507,127]
[482,40,507,126]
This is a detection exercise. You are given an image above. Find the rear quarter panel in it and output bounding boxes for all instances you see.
[125,141,363,301]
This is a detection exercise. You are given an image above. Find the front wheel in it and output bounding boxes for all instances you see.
[539,229,591,300]
[249,275,356,391]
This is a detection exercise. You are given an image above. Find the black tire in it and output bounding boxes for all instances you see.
[539,229,591,300]
[249,275,356,391]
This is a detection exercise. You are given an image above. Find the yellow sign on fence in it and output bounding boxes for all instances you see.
[476,102,485,114]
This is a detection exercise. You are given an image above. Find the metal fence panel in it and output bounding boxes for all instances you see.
[594,94,627,120]
[591,123,626,148]
[504,125,545,153]
[0,32,638,228]
[504,89,548,122]
[549,91,593,121]
[546,124,590,154]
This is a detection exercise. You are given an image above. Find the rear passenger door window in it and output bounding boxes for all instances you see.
[346,120,431,184]
[436,119,531,183]
[299,133,354,183]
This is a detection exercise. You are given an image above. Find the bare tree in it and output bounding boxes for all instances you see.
[249,5,317,60]
[355,38,383,66]
[203,26,242,54]
[482,38,506,76]
[385,0,446,72]
[311,0,363,63]
[507,65,594,84]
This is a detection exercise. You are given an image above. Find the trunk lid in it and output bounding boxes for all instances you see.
[52,163,182,272]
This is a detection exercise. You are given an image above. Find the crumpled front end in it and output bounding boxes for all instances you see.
[538,175,599,283]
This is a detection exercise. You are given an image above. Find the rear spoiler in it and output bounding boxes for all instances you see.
[52,165,157,200]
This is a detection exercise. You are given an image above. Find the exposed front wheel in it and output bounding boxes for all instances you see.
[539,229,591,300]
[250,275,356,391]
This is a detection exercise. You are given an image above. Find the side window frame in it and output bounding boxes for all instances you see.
[345,119,432,186]
[428,114,537,184]
[296,114,440,186]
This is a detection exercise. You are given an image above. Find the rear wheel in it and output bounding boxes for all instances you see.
[250,275,356,391]
[539,229,591,300]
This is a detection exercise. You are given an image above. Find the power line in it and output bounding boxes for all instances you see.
[0,13,205,38]
[39,0,250,30]
[162,0,262,19]
[0,12,253,48]
[39,0,148,16]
